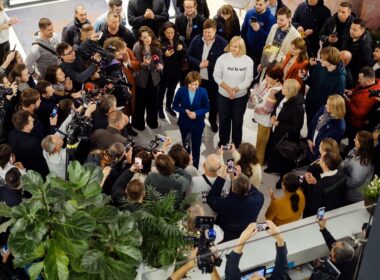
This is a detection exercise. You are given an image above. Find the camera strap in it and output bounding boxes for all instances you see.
[202,174,214,188]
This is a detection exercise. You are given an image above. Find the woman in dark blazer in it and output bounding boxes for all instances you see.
[265,79,304,175]
[172,71,210,168]
[307,94,346,161]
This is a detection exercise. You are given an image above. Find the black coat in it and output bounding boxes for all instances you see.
[99,25,136,50]
[292,0,331,56]
[341,30,374,81]
[319,13,355,49]
[61,17,91,46]
[213,9,240,42]
[127,0,168,35]
[7,129,49,177]
[60,57,98,91]
[303,170,346,217]
[175,13,205,47]
[159,37,186,77]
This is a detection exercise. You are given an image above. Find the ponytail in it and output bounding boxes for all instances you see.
[290,193,300,213]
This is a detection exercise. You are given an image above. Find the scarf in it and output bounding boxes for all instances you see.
[315,108,333,132]
[186,10,198,40]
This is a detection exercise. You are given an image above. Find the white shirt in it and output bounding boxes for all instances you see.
[373,62,380,72]
[200,37,215,80]
[0,11,10,44]
[43,148,67,179]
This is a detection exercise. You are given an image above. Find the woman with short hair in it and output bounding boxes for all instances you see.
[213,36,253,147]
[172,71,210,168]
[213,4,240,42]
[307,94,346,161]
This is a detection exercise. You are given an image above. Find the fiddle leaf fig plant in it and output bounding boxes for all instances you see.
[0,161,142,280]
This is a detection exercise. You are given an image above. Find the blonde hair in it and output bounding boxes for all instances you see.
[320,46,341,66]
[283,79,300,98]
[319,138,340,155]
[327,94,346,119]
[224,36,246,56]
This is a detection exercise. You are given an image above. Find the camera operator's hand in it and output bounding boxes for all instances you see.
[50,114,58,126]
[2,51,15,69]
[266,220,285,247]
[84,102,97,118]
[92,53,102,63]
[170,248,198,280]
[162,137,172,152]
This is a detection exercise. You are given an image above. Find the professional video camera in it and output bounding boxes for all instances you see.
[124,136,135,152]
[0,85,14,98]
[369,89,380,98]
[143,134,167,153]
[83,40,115,64]
[186,216,222,274]
[66,112,93,145]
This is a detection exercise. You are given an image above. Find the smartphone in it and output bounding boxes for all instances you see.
[167,45,174,51]
[250,16,257,23]
[156,134,167,142]
[97,31,103,39]
[12,44,17,52]
[50,107,58,118]
[135,157,143,171]
[256,222,269,232]
[317,207,326,220]
[222,144,231,150]
[144,54,151,60]
[227,159,234,173]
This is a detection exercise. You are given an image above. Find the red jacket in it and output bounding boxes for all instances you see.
[346,79,380,128]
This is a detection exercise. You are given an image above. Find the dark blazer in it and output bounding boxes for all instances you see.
[7,129,49,177]
[172,86,210,129]
[175,13,205,47]
[307,106,346,157]
[207,180,264,242]
[186,34,228,84]
[303,170,346,217]
[91,127,129,150]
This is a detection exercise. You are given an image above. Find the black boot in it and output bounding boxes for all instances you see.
[127,123,138,136]
[158,108,165,119]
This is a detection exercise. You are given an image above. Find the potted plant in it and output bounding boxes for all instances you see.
[120,187,193,280]
[361,175,380,211]
[0,161,142,280]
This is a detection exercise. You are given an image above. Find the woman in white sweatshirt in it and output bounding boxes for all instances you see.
[213,36,253,148]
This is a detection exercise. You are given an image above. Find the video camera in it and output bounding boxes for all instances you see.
[0,85,14,98]
[186,216,222,274]
[124,136,135,152]
[66,112,93,145]
[144,134,167,153]
[83,40,115,64]
[369,89,380,98]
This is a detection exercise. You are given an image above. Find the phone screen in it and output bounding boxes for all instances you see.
[227,159,234,173]
[317,207,326,220]
[50,107,58,118]
[135,157,142,170]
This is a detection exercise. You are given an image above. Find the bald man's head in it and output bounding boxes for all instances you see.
[204,154,221,174]
[340,50,352,66]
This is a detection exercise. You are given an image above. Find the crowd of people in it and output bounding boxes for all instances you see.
[0,0,379,278]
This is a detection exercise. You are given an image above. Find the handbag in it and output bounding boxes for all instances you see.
[275,133,300,162]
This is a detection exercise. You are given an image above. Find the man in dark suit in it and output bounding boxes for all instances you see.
[7,111,49,177]
[186,19,228,133]
[303,152,346,217]
[207,173,264,242]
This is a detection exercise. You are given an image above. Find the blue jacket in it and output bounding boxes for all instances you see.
[186,34,228,84]
[307,106,346,157]
[241,8,276,52]
[172,86,210,129]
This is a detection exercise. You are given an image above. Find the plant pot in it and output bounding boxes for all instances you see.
[363,197,377,214]
[135,263,175,280]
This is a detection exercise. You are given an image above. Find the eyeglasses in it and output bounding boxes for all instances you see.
[64,49,75,56]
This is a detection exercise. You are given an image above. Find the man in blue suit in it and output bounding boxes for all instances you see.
[173,71,210,168]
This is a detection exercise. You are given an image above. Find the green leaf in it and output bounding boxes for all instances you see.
[11,217,28,233]
[44,240,69,280]
[54,231,88,259]
[11,199,44,220]
[102,257,137,280]
[53,211,96,240]
[50,176,78,190]
[12,243,45,268]
[27,261,44,280]
[114,245,142,261]
[81,250,105,274]
[0,219,14,233]
[0,202,11,217]
[24,221,48,242]
[82,182,101,199]
[118,229,142,247]
[21,171,45,197]
[8,232,39,256]
[82,164,103,187]
[70,257,84,273]
[69,272,96,280]
[90,206,119,223]
[62,200,79,215]
[67,161,84,187]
